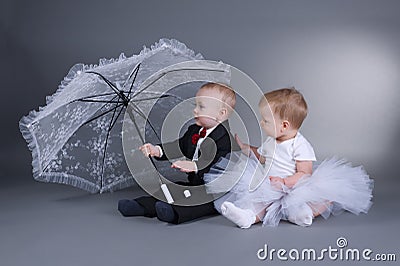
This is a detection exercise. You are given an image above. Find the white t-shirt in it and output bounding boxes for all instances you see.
[257,132,316,178]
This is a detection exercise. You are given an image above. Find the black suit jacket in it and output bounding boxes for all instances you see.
[156,120,239,185]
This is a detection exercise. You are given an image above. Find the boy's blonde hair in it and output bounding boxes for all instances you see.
[200,82,236,111]
[259,87,308,129]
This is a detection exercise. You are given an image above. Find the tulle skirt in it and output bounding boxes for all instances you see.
[204,152,374,227]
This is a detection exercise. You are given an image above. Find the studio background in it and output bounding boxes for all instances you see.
[1,1,399,266]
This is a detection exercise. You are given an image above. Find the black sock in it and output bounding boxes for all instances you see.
[118,199,145,217]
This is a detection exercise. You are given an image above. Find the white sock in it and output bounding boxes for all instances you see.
[221,201,256,229]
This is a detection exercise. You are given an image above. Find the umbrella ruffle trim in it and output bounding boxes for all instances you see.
[20,113,137,193]
[38,172,101,193]
[100,177,137,194]
[19,106,101,189]
[19,115,100,193]
[43,38,203,109]
[19,112,42,179]
[22,38,203,121]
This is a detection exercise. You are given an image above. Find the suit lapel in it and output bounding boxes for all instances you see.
[204,120,230,143]
[191,120,232,158]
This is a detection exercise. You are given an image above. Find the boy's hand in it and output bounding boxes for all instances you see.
[171,160,197,173]
[235,134,251,156]
[139,143,160,157]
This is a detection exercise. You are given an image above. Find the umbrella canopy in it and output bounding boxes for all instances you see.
[19,39,203,193]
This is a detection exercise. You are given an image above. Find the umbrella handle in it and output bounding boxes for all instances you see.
[161,184,174,204]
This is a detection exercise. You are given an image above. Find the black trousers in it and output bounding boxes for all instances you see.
[135,195,218,224]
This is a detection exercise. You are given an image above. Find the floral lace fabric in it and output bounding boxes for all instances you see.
[19,39,207,193]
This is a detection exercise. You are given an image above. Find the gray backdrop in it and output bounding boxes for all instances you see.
[1,1,399,266]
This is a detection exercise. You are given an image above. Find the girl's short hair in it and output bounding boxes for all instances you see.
[259,87,308,129]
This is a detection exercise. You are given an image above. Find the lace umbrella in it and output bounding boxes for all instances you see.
[19,39,203,193]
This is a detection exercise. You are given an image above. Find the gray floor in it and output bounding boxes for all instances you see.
[1,172,398,266]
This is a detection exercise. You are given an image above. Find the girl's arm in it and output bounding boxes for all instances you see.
[270,160,313,188]
[250,146,265,164]
[235,134,266,163]
[283,160,313,188]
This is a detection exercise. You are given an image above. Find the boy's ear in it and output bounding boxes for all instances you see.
[218,107,228,121]
[282,120,290,130]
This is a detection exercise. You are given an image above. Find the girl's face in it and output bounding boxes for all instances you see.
[193,88,225,129]
[259,103,282,138]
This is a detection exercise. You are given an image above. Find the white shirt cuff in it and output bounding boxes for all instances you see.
[155,145,163,157]
[193,162,198,173]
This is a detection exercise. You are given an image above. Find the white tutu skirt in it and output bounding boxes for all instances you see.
[204,152,374,227]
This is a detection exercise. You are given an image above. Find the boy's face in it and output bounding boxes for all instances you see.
[193,88,226,129]
[259,103,282,138]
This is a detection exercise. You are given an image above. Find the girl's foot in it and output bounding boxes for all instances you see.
[221,201,256,229]
[287,203,313,227]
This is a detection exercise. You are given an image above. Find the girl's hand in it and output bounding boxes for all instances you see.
[235,134,251,156]
[269,176,284,190]
[139,143,160,157]
[171,160,197,173]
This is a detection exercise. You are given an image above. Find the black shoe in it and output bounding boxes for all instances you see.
[118,199,145,217]
[155,201,178,223]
